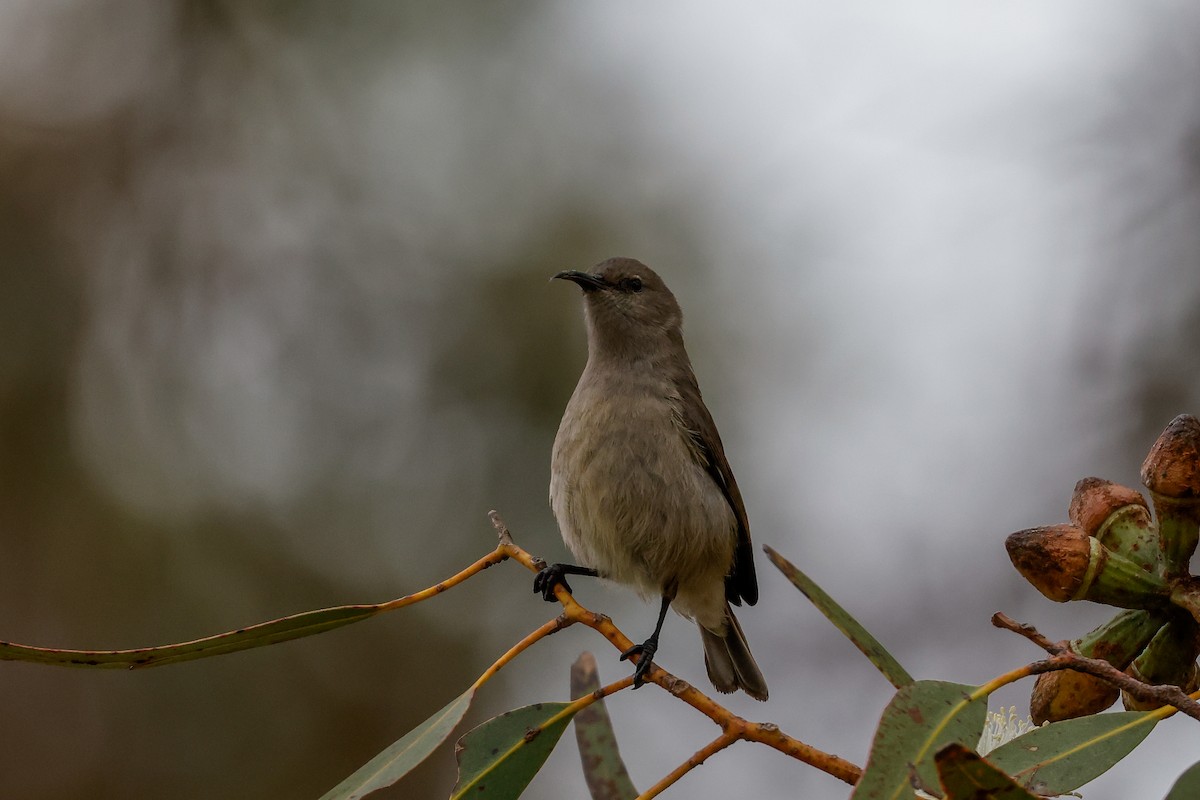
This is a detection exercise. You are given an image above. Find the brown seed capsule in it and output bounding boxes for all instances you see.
[1069,477,1161,571]
[1141,416,1200,574]
[1141,415,1200,500]
[1121,663,1199,712]
[1070,477,1149,535]
[1031,656,1120,724]
[1006,525,1096,602]
[1007,524,1168,607]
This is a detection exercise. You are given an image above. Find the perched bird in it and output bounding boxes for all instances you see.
[536,257,767,700]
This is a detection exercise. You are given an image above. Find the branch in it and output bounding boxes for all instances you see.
[489,510,863,787]
[472,615,573,690]
[637,731,740,799]
[992,612,1200,722]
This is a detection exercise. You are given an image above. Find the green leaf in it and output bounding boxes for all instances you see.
[0,604,382,668]
[764,545,913,689]
[570,652,638,800]
[934,744,1039,799]
[988,710,1157,795]
[452,702,577,799]
[850,680,988,800]
[320,687,476,800]
[1165,760,1200,799]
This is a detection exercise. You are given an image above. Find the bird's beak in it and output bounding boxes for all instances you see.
[554,270,607,292]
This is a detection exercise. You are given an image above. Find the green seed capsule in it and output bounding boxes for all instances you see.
[1077,540,1169,608]
[1030,610,1167,724]
[1121,615,1200,712]
[1140,415,1200,576]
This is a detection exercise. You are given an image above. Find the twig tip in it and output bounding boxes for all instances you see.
[488,510,514,546]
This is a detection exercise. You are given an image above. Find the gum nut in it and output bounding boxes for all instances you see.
[1122,663,1198,712]
[1141,415,1200,499]
[1031,662,1120,724]
[1069,477,1149,535]
[1006,525,1094,602]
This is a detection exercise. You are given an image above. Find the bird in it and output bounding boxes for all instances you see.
[536,256,767,701]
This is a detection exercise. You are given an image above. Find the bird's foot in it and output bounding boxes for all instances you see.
[533,563,587,601]
[620,638,658,688]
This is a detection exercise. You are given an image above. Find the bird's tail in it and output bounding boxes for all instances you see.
[699,602,768,701]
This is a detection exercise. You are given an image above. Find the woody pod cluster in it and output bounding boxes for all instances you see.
[1006,414,1200,723]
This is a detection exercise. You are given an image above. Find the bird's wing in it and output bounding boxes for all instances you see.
[674,370,758,607]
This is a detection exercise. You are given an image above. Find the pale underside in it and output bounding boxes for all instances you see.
[550,363,736,633]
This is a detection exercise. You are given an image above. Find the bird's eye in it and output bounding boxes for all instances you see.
[625,277,644,293]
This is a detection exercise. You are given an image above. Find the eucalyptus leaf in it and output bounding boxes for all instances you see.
[0,604,381,668]
[850,680,988,800]
[570,652,637,800]
[452,702,577,799]
[987,710,1156,795]
[935,744,1039,799]
[1165,759,1200,799]
[764,545,913,688]
[320,687,476,800]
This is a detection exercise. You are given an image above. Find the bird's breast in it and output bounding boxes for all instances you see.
[549,367,736,602]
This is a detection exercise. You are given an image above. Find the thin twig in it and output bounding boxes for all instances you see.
[992,612,1200,722]
[636,731,740,799]
[472,615,573,690]
[379,547,509,611]
[489,509,515,548]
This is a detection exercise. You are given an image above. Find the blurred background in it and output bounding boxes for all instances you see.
[3,1,1200,798]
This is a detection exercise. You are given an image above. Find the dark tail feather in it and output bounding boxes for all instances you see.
[699,603,768,701]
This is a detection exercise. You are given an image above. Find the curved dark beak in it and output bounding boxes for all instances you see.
[554,270,607,292]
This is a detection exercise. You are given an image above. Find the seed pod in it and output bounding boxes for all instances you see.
[1141,415,1200,499]
[1006,525,1095,602]
[1032,645,1119,724]
[1081,544,1169,608]
[1070,477,1149,535]
[1030,610,1165,723]
[1005,525,1167,607]
[1141,415,1200,575]
[1121,616,1200,711]
[1031,662,1117,723]
[1171,577,1200,627]
[1076,608,1169,666]
[1069,478,1160,571]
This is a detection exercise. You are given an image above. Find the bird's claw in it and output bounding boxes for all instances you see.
[620,639,658,688]
[533,563,573,601]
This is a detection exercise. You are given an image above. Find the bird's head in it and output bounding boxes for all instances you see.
[555,258,683,354]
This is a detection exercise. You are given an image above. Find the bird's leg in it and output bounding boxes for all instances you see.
[533,563,599,601]
[621,593,673,688]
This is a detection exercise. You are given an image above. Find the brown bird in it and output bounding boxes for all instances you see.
[536,257,767,700]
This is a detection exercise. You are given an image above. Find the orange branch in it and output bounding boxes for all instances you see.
[636,731,740,799]
[489,510,864,788]
[380,547,510,611]
[472,615,573,691]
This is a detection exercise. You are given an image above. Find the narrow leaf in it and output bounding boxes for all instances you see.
[764,545,913,688]
[935,744,1039,799]
[570,652,638,800]
[0,604,382,668]
[320,687,476,800]
[1165,760,1200,799]
[987,710,1157,796]
[452,702,576,799]
[850,680,988,800]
